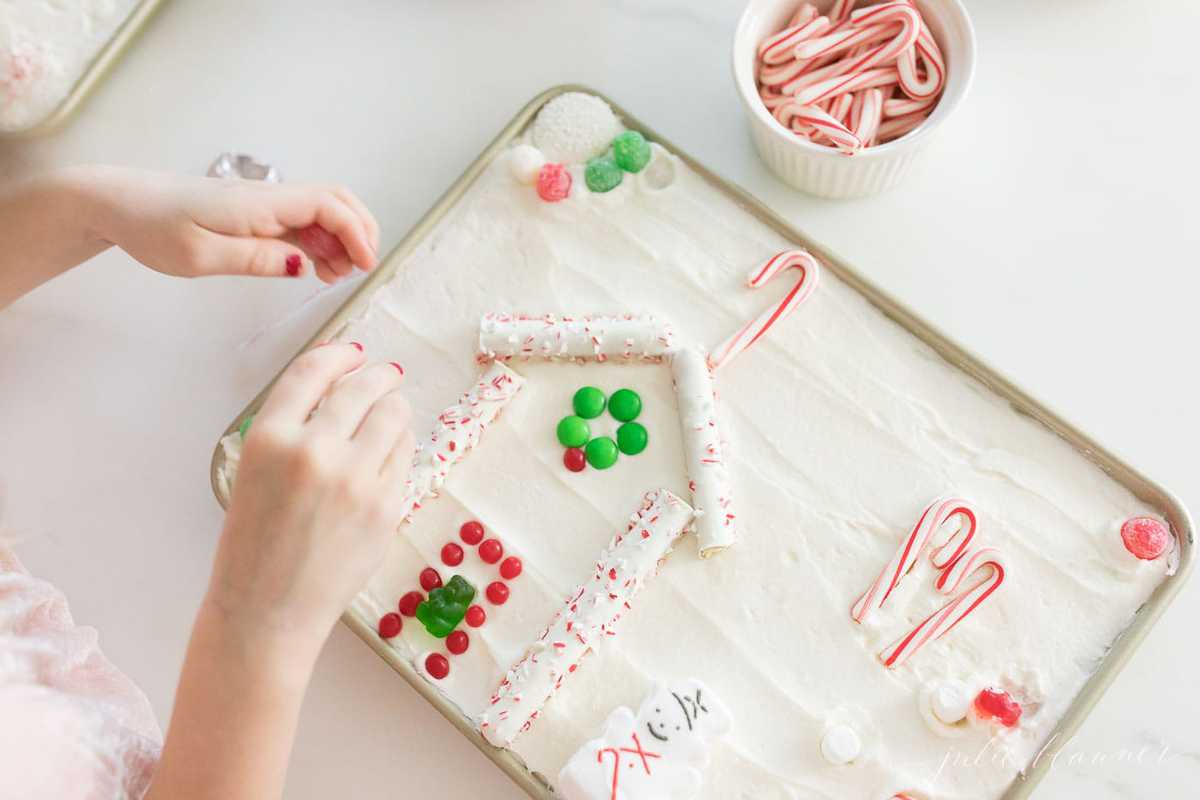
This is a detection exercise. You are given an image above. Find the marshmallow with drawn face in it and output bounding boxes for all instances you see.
[558,679,731,800]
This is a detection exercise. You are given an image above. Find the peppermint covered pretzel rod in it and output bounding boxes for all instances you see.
[478,313,674,362]
[670,348,737,558]
[396,362,525,522]
[477,489,694,747]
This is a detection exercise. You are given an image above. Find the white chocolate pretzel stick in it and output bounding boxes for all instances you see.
[396,362,525,522]
[670,347,737,558]
[477,489,694,747]
[707,249,821,371]
[478,314,674,362]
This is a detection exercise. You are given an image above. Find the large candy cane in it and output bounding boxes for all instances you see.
[850,497,978,623]
[707,249,821,371]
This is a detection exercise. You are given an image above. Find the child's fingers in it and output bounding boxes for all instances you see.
[193,229,308,278]
[275,189,376,271]
[308,361,405,439]
[257,343,365,426]
[313,258,339,285]
[353,389,412,472]
[331,186,381,254]
[381,429,418,489]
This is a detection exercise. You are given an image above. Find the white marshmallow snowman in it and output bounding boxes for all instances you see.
[557,679,732,800]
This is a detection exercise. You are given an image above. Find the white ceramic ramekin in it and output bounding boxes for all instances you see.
[732,0,976,199]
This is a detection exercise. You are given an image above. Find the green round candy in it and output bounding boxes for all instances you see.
[616,422,648,455]
[584,156,623,193]
[573,386,607,419]
[238,413,256,440]
[556,415,591,448]
[608,389,642,422]
[612,130,652,173]
[585,436,619,469]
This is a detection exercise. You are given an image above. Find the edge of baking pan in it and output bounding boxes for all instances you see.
[3,0,166,138]
[210,83,1193,800]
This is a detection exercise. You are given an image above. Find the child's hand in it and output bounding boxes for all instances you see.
[77,165,381,285]
[209,342,414,653]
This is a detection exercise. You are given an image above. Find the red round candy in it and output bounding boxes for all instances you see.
[536,163,572,202]
[500,556,523,580]
[465,605,487,628]
[441,542,465,567]
[446,630,470,655]
[479,538,504,564]
[419,567,443,591]
[460,520,485,545]
[424,653,450,680]
[398,591,424,617]
[486,581,510,605]
[1120,516,1171,561]
[973,688,1022,728]
[563,447,587,472]
[377,612,403,639]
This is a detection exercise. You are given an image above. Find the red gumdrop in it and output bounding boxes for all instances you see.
[377,612,403,639]
[486,581,510,605]
[1120,516,1171,560]
[441,542,465,567]
[419,567,443,591]
[564,447,587,472]
[500,556,523,580]
[425,653,450,680]
[536,163,572,202]
[446,630,470,655]
[296,224,348,261]
[465,605,487,628]
[973,688,1022,728]
[460,520,485,545]
[398,591,424,617]
[479,538,504,564]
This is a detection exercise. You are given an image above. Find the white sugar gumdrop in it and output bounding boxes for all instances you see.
[820,724,861,765]
[638,144,677,192]
[531,92,622,164]
[508,144,546,185]
[931,680,971,724]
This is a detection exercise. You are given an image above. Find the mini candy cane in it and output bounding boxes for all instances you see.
[898,19,945,99]
[788,1,820,27]
[775,103,861,152]
[876,109,928,142]
[708,249,821,371]
[758,15,831,65]
[850,88,884,146]
[850,497,978,623]
[791,66,900,107]
[878,547,1007,668]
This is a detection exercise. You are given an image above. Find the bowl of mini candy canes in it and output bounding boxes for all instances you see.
[733,0,975,198]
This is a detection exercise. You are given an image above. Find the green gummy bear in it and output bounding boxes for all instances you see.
[415,575,476,638]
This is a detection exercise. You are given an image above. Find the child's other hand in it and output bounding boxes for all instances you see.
[210,342,413,652]
[77,165,381,284]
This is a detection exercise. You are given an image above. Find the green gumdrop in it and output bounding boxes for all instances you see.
[238,413,255,440]
[585,436,619,470]
[617,422,648,455]
[612,130,651,173]
[584,156,623,193]
[573,386,607,419]
[608,388,642,422]
[415,575,476,638]
[557,415,591,448]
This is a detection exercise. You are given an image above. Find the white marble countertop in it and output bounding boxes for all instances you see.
[1,1,1196,797]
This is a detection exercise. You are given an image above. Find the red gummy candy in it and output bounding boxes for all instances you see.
[378,612,403,639]
[441,542,464,567]
[446,630,470,655]
[419,567,443,591]
[973,688,1022,728]
[486,581,510,605]
[465,605,487,628]
[564,447,587,472]
[296,224,348,261]
[1120,517,1171,561]
[479,538,504,564]
[460,520,485,545]
[425,653,450,680]
[536,163,572,202]
[398,590,424,617]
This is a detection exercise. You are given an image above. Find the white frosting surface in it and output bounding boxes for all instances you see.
[0,0,139,131]
[217,99,1171,799]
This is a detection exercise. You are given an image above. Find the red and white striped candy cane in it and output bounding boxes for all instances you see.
[850,497,978,623]
[878,547,1006,668]
[876,109,928,142]
[758,15,832,65]
[759,54,811,88]
[882,92,937,117]
[791,66,899,107]
[898,19,945,99]
[850,88,884,146]
[828,0,856,24]
[775,102,861,152]
[787,1,820,28]
[708,249,821,371]
[830,92,855,126]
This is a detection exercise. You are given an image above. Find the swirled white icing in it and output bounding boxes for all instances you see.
[217,99,1170,799]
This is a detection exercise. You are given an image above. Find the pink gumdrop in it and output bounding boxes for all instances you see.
[1120,517,1171,561]
[296,224,348,261]
[536,163,572,202]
